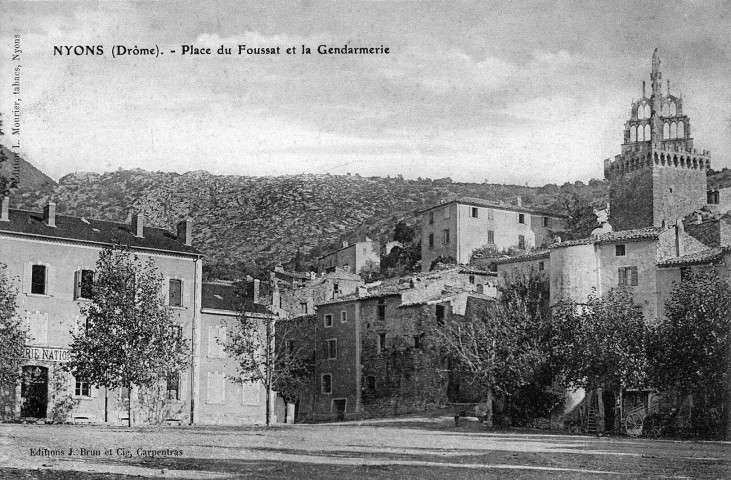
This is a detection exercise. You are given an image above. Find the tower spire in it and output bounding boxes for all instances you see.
[651,48,662,96]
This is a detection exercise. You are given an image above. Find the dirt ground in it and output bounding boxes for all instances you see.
[0,417,729,479]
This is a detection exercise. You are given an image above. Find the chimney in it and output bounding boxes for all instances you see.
[342,241,349,248]
[695,212,703,225]
[131,212,144,238]
[357,286,368,297]
[253,279,260,304]
[1,196,9,222]
[176,218,193,246]
[516,196,522,207]
[43,201,56,227]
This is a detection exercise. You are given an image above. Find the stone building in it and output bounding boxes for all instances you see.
[271,266,363,319]
[419,197,565,272]
[295,267,495,422]
[316,239,380,275]
[605,49,711,231]
[0,198,202,424]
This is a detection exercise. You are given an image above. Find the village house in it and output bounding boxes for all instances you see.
[419,197,566,272]
[0,199,202,424]
[316,238,380,275]
[296,267,496,422]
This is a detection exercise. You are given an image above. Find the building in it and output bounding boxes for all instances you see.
[419,197,566,272]
[296,267,495,422]
[272,266,363,319]
[605,48,711,231]
[316,239,380,275]
[0,199,202,424]
[197,281,273,424]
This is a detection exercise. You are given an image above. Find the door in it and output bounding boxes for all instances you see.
[21,366,48,419]
[333,399,346,421]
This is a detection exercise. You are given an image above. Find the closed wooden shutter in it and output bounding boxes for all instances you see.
[46,265,56,297]
[617,268,625,286]
[631,267,639,286]
[73,270,81,300]
[162,276,170,305]
[23,262,31,294]
[182,279,190,308]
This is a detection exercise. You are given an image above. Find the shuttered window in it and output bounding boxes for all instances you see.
[618,266,639,286]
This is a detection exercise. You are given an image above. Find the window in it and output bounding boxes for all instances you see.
[333,283,340,298]
[31,265,47,295]
[488,230,495,244]
[206,371,226,404]
[429,211,434,224]
[615,244,626,257]
[326,339,337,359]
[436,304,445,326]
[413,335,422,349]
[75,379,91,397]
[487,209,494,220]
[377,298,386,321]
[343,264,350,272]
[365,375,376,393]
[121,386,130,401]
[74,269,94,300]
[471,207,479,218]
[442,229,450,244]
[469,275,475,284]
[324,313,333,328]
[27,311,48,345]
[169,279,183,307]
[518,213,525,224]
[618,266,639,287]
[444,207,450,219]
[680,266,691,281]
[538,261,545,271]
[542,217,550,227]
[518,235,526,250]
[300,302,309,314]
[340,310,347,323]
[321,374,332,394]
[166,372,180,400]
[378,333,386,353]
[208,325,227,358]
[428,233,434,248]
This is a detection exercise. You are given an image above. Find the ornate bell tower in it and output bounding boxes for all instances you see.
[605,49,710,231]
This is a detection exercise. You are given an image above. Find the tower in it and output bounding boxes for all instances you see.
[605,49,710,231]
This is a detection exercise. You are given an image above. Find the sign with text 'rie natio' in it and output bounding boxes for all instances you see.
[23,346,71,362]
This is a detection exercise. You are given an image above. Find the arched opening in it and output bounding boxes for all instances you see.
[661,103,668,116]
[678,121,684,138]
[630,126,637,142]
[643,124,650,141]
[21,366,49,418]
[670,122,677,139]
[663,122,669,139]
[673,155,678,167]
[669,102,676,116]
[660,154,666,166]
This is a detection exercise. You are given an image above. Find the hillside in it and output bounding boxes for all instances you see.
[4,146,729,279]
[0,145,56,191]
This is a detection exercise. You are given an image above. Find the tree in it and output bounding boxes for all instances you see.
[550,289,649,398]
[432,287,546,426]
[67,246,189,426]
[225,302,315,426]
[0,264,24,390]
[648,273,730,437]
[393,221,415,244]
[552,192,600,240]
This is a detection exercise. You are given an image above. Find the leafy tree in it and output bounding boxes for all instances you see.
[648,273,730,437]
[225,304,315,426]
[0,264,24,390]
[393,221,415,244]
[67,246,189,426]
[0,146,19,195]
[432,288,546,426]
[550,289,649,398]
[551,192,600,240]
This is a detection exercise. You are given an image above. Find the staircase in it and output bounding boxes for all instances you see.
[586,407,598,434]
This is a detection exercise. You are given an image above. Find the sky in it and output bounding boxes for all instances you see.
[1,0,729,185]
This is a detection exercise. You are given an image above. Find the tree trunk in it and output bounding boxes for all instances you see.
[484,389,493,427]
[127,383,132,427]
[265,318,272,426]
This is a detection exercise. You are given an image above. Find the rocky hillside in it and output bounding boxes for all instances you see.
[0,145,56,192]
[4,145,729,279]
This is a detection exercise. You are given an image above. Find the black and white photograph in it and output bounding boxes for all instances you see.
[0,0,729,478]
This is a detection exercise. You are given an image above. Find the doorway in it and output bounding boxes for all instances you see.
[21,366,48,419]
[333,399,346,421]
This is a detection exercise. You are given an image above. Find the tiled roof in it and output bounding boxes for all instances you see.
[201,282,271,314]
[0,208,201,256]
[550,227,665,249]
[420,196,567,218]
[657,247,728,267]
[491,250,550,265]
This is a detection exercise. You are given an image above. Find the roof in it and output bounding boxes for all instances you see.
[491,250,550,265]
[0,208,201,256]
[657,247,728,267]
[317,240,373,260]
[550,227,665,250]
[420,197,567,218]
[201,282,271,314]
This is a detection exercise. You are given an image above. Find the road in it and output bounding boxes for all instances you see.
[1,416,728,479]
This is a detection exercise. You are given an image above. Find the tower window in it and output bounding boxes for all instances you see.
[618,266,638,287]
[615,245,626,256]
[31,265,47,295]
[428,233,434,248]
[488,230,495,244]
[429,211,434,224]
[442,229,450,244]
[518,213,525,224]
[471,207,478,218]
[377,298,386,321]
[518,235,526,250]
